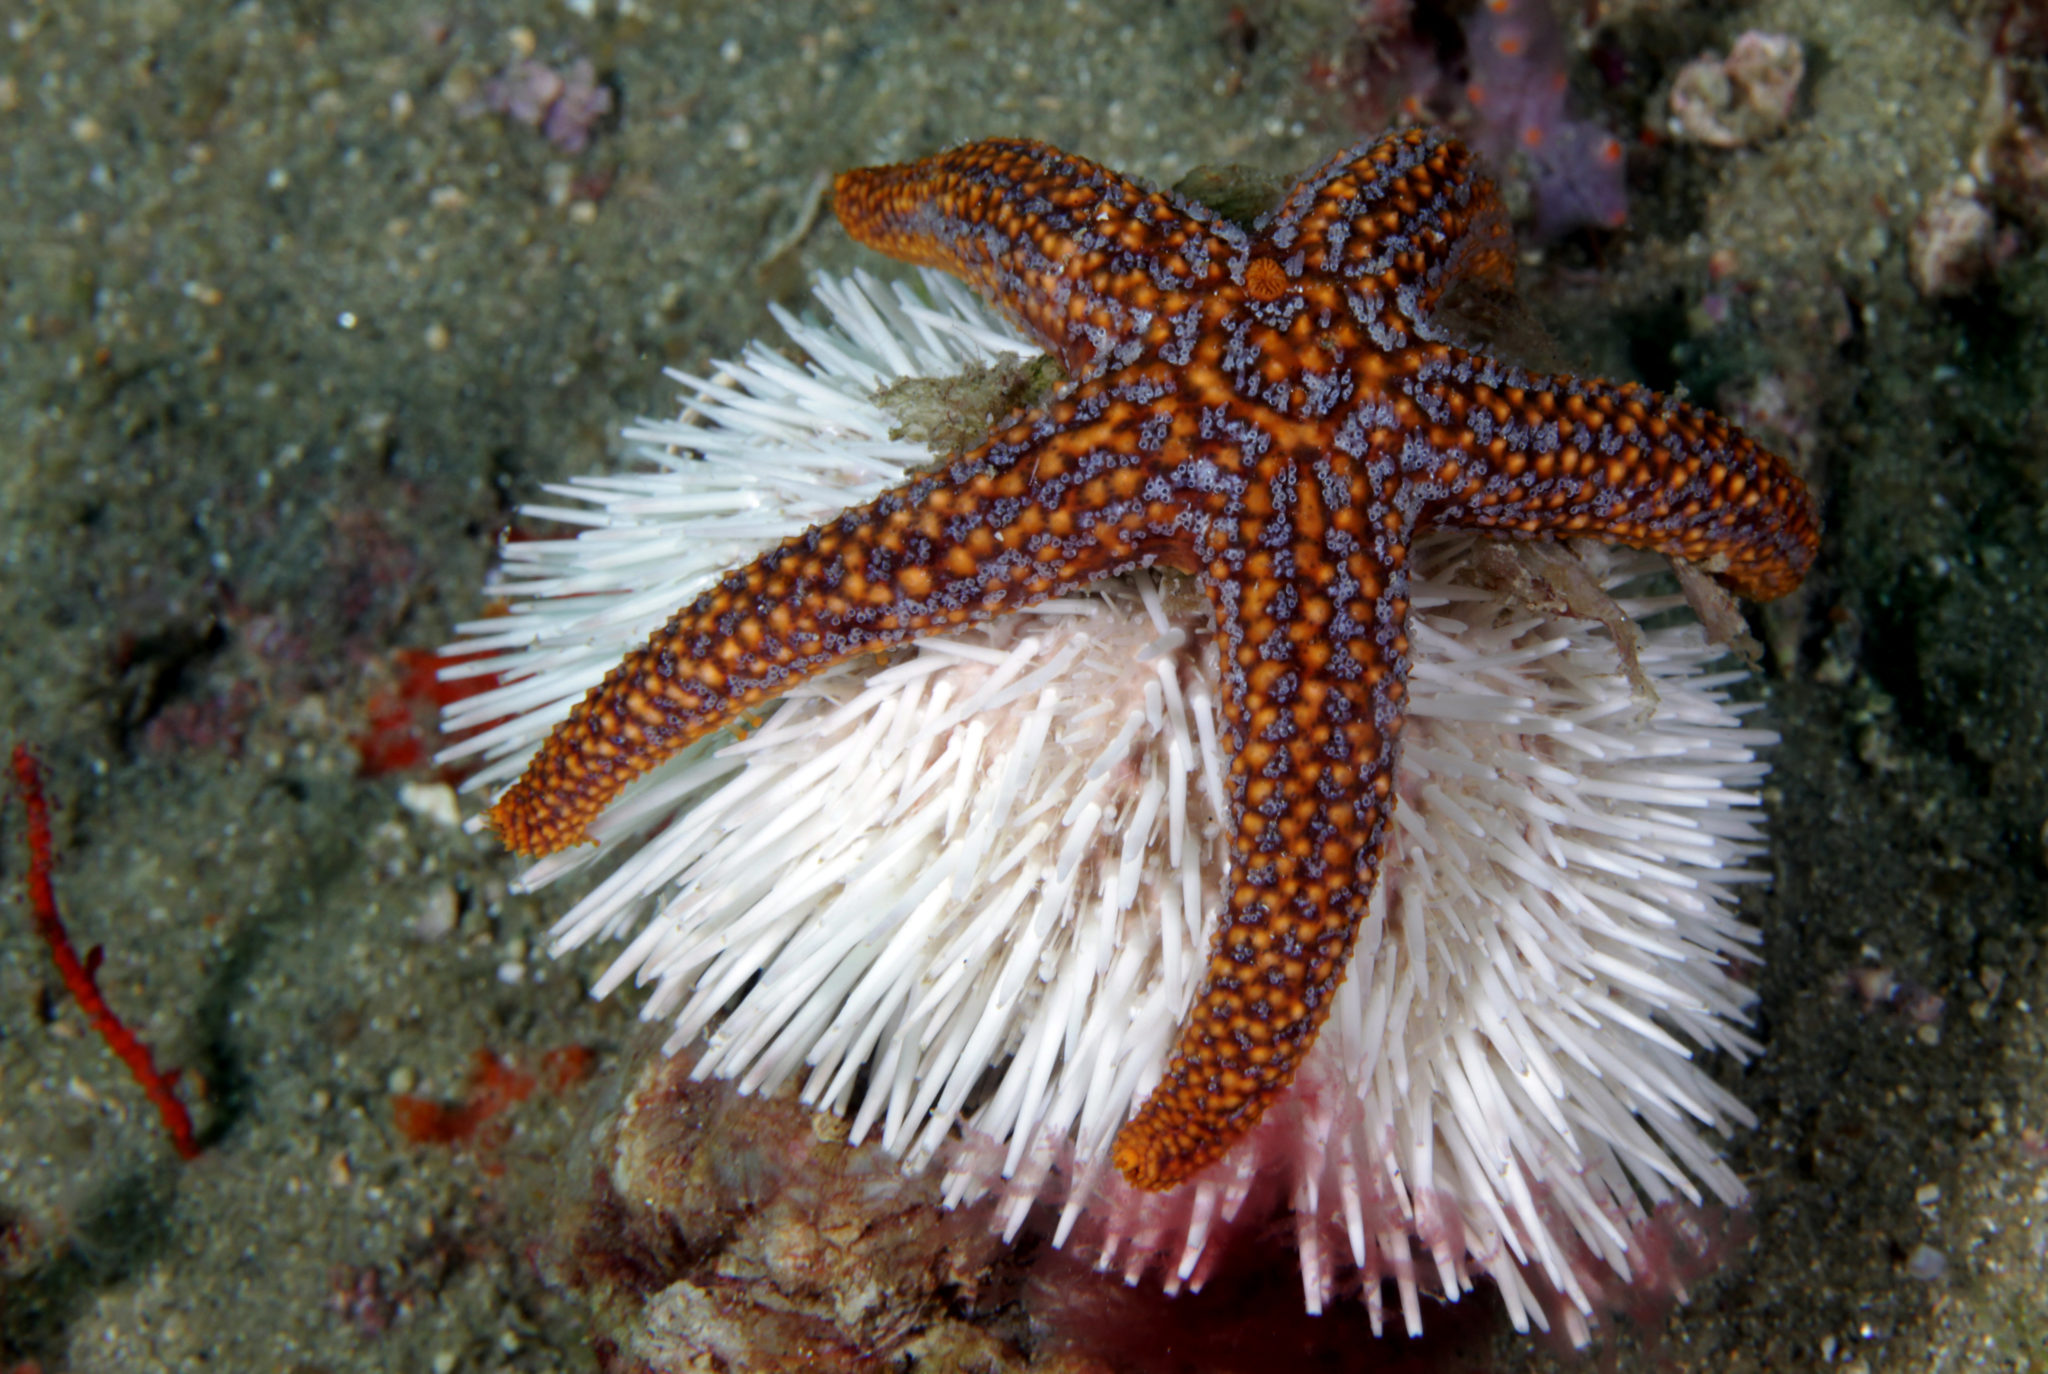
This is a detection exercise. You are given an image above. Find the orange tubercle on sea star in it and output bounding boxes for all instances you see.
[486,129,1819,1193]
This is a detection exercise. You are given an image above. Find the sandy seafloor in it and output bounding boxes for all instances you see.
[3,0,2047,1370]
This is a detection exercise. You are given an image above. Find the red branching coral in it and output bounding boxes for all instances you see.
[8,745,200,1159]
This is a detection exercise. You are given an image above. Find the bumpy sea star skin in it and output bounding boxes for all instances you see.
[488,129,1819,1192]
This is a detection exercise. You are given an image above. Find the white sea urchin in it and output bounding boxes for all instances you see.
[439,269,1776,1344]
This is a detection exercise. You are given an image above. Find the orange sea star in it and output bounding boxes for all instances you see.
[486,129,1818,1192]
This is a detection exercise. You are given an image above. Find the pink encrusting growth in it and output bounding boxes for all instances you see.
[1464,0,1629,239]
[480,56,614,154]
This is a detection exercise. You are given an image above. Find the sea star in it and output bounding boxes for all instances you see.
[487,129,1819,1192]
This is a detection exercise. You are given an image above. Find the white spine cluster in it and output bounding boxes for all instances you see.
[440,271,1774,1344]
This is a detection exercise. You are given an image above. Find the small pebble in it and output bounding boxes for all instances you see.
[328,1151,353,1188]
[1904,1243,1946,1281]
[399,780,463,829]
[1908,187,1997,299]
[413,882,460,941]
[1669,31,1804,148]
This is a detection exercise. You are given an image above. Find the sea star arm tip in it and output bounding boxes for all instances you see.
[835,139,1240,381]
[1390,353,1821,605]
[487,401,1204,857]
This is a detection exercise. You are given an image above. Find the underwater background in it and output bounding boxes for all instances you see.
[3,0,2046,1369]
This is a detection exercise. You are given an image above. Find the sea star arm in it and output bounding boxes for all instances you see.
[1388,349,1821,599]
[1256,127,1518,318]
[488,385,1201,857]
[834,139,1240,380]
[1112,438,1409,1190]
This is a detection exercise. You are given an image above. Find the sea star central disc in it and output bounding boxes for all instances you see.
[487,129,1819,1192]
